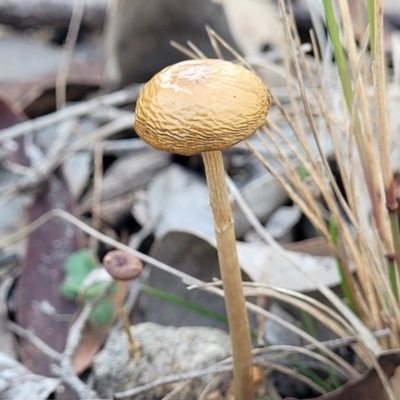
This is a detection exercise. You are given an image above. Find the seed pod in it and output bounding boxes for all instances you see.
[103,250,143,281]
[134,59,270,156]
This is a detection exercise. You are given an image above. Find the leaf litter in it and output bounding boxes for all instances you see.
[1,1,400,399]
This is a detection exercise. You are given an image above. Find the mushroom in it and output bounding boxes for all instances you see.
[135,58,270,400]
[103,250,143,281]
[103,250,143,358]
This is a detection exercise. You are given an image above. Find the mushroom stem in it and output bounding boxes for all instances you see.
[117,281,141,359]
[202,150,254,400]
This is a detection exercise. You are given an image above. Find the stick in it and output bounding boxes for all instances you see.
[0,85,142,143]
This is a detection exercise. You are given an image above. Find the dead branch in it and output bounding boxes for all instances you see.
[9,283,113,399]
[0,84,142,144]
[51,283,113,399]
[7,321,62,361]
[113,364,233,399]
[0,115,133,206]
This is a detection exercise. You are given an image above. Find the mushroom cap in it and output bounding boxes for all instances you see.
[134,59,270,156]
[103,250,143,281]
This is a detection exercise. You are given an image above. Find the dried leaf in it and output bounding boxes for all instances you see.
[148,164,287,240]
[147,164,339,292]
[265,205,302,239]
[231,170,288,237]
[80,149,170,214]
[0,352,59,400]
[236,241,338,292]
[147,164,214,239]
[284,237,333,258]
[16,170,81,375]
[0,98,31,234]
[1,103,83,376]
[62,151,92,200]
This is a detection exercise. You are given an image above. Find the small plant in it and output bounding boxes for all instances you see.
[60,249,116,327]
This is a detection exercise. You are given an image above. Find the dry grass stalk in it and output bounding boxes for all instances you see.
[244,0,400,397]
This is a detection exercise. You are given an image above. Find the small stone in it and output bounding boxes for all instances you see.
[93,322,232,399]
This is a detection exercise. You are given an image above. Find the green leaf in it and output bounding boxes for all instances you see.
[65,250,95,278]
[83,281,115,301]
[90,298,114,326]
[60,275,84,300]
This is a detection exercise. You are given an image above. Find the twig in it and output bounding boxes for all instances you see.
[6,321,62,361]
[56,0,85,110]
[114,328,391,399]
[114,364,234,399]
[169,40,198,60]
[206,25,224,60]
[187,279,223,290]
[0,84,142,143]
[52,282,114,399]
[47,119,78,162]
[8,285,114,399]
[300,328,390,352]
[205,26,253,71]
[114,357,329,399]
[90,106,134,124]
[68,282,113,359]
[9,309,388,400]
[0,115,132,206]
[90,142,104,255]
[160,381,190,400]
[186,40,207,59]
[0,209,200,286]
[0,119,76,204]
[198,373,226,400]
[102,0,121,88]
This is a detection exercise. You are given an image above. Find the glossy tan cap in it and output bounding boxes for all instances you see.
[134,59,270,156]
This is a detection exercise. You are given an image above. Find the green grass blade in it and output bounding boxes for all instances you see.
[300,310,318,339]
[329,217,355,312]
[140,284,229,325]
[325,365,342,390]
[321,0,353,109]
[290,356,335,392]
[368,0,375,56]
[388,255,400,303]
